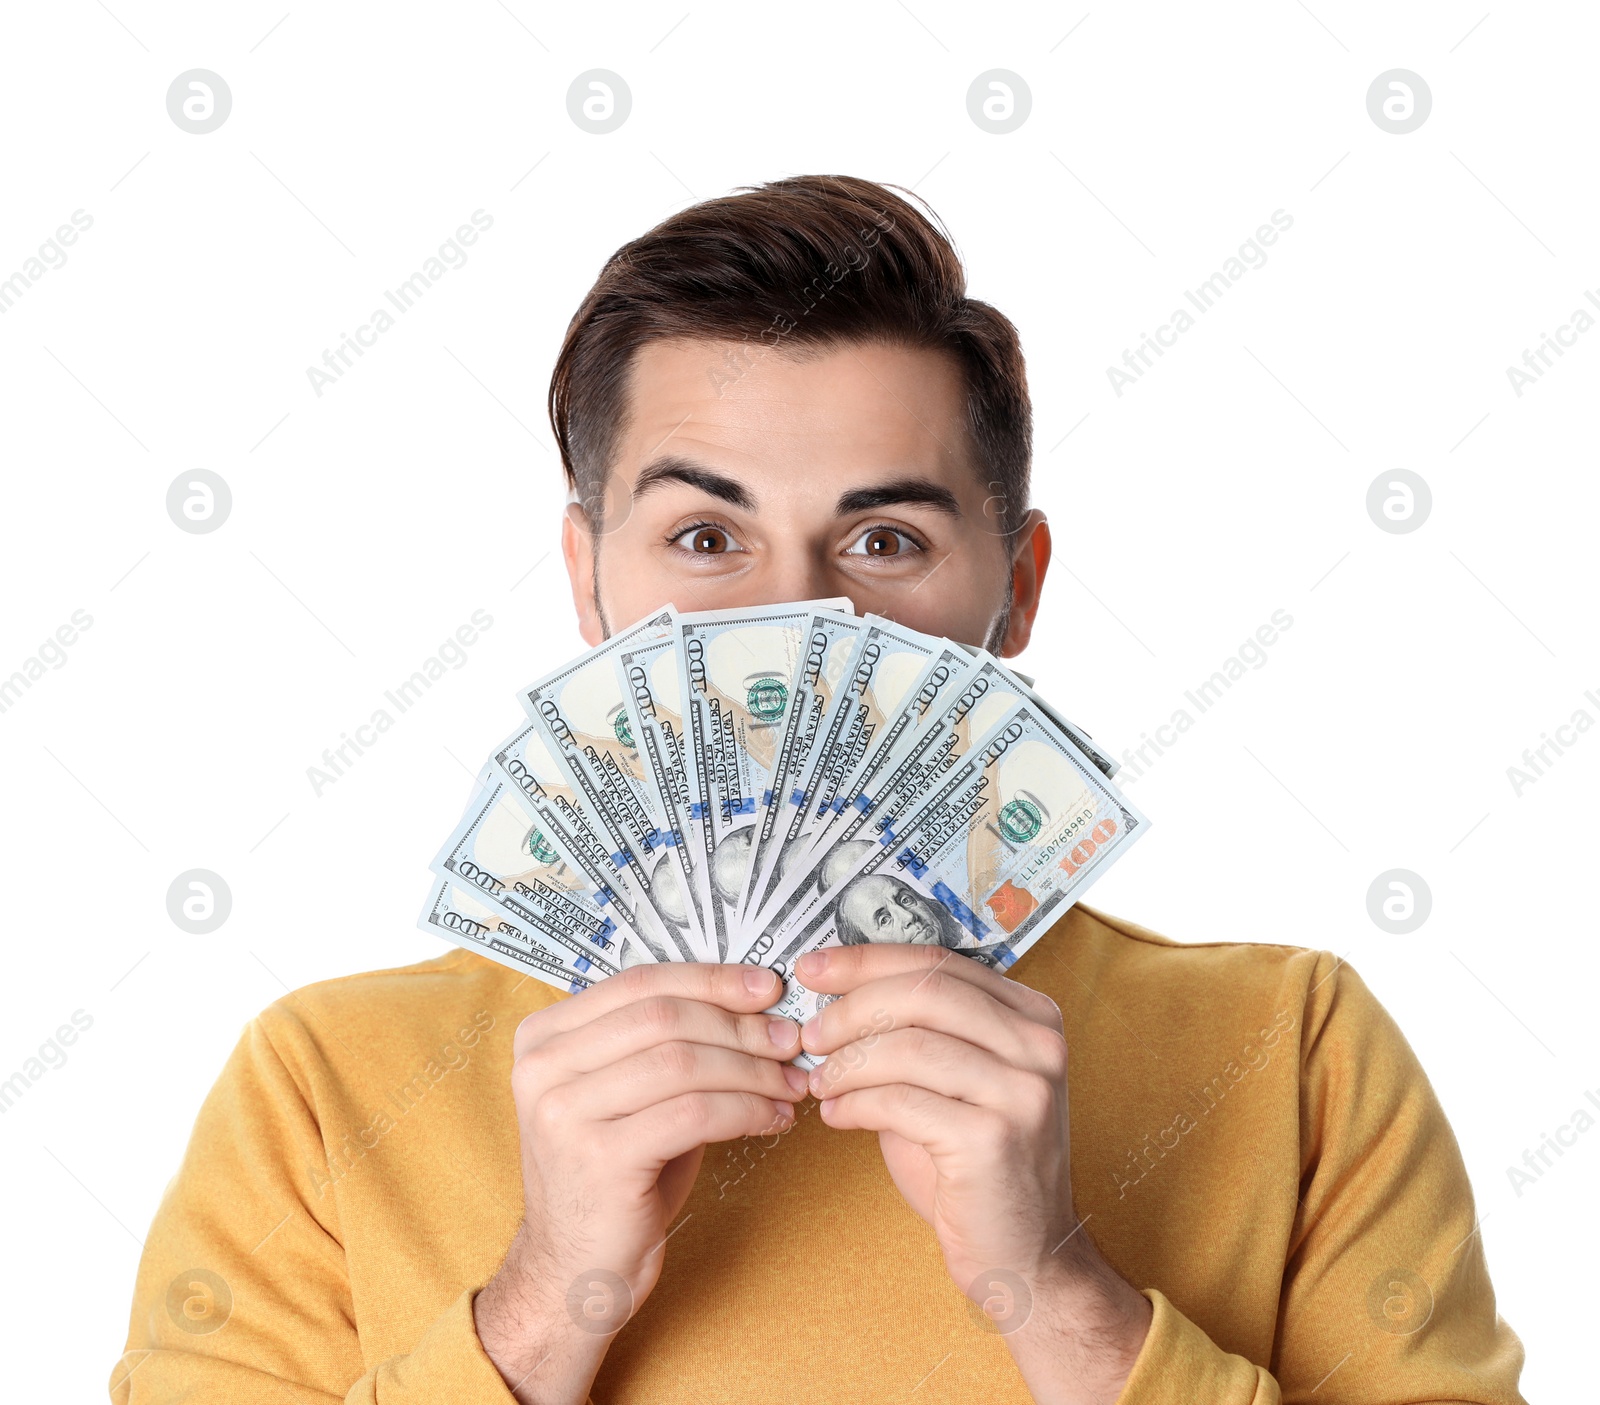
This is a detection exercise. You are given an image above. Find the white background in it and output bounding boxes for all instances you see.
[1,2,1593,1399]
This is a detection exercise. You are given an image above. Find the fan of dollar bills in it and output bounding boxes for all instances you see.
[418,599,1149,1031]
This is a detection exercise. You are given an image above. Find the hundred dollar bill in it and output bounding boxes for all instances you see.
[770,631,974,906]
[795,652,1044,892]
[612,632,710,951]
[675,603,824,960]
[417,878,601,992]
[952,643,1117,779]
[434,762,673,965]
[739,610,865,941]
[740,652,1021,963]
[757,702,1150,1047]
[516,609,702,954]
[801,618,938,842]
[747,635,1020,936]
[419,852,621,979]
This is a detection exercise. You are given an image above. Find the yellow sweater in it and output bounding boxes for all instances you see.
[111,905,1527,1404]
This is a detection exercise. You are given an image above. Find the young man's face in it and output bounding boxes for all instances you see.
[561,338,1051,654]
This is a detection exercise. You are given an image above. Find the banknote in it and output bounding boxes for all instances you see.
[754,701,1149,1044]
[740,610,866,936]
[756,634,975,925]
[952,642,1119,780]
[745,649,1023,935]
[490,707,698,963]
[612,632,710,952]
[434,762,675,965]
[801,618,939,848]
[418,857,621,980]
[675,603,824,960]
[516,609,701,953]
[417,877,601,992]
[420,602,1151,1030]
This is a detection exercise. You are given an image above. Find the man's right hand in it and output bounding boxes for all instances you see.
[473,962,804,1404]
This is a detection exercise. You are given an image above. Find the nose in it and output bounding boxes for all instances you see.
[752,544,849,612]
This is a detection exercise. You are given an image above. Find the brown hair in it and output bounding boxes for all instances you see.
[547,173,1033,535]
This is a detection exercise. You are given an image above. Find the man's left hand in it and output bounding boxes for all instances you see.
[797,943,1152,1405]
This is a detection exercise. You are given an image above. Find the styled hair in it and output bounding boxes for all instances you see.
[547,173,1033,535]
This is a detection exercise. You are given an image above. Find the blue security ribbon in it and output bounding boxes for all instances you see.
[931,880,989,942]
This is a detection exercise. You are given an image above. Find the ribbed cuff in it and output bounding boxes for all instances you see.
[1115,1289,1274,1405]
[362,1288,519,1404]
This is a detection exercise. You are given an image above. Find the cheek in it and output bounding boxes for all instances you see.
[864,557,1007,646]
[593,535,694,622]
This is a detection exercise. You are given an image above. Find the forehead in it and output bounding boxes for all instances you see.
[613,337,975,488]
[843,874,895,906]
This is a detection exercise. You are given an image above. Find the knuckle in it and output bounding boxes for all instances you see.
[903,1026,940,1066]
[618,963,656,1002]
[530,1081,576,1135]
[745,1092,785,1130]
[1031,990,1066,1029]
[510,1050,550,1101]
[1016,1072,1057,1126]
[736,1012,771,1052]
[636,995,683,1039]
[1028,1026,1070,1079]
[672,1091,712,1128]
[514,1010,543,1043]
[654,1039,699,1082]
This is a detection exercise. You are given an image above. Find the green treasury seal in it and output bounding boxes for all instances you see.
[747,677,788,722]
[523,827,559,864]
[998,797,1042,843]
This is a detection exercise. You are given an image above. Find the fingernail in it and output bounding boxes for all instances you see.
[744,966,777,995]
[807,1068,826,1096]
[782,1065,808,1095]
[768,1018,798,1048]
[799,950,829,977]
[771,1100,795,1123]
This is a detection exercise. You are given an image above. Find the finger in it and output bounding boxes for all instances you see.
[801,965,1067,1075]
[607,1090,797,1167]
[577,1041,810,1121]
[818,1082,994,1158]
[528,994,801,1077]
[798,943,1057,1025]
[515,963,783,1054]
[807,1027,1055,1120]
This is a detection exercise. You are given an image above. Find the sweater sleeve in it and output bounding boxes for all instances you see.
[1112,954,1528,1405]
[107,1016,516,1405]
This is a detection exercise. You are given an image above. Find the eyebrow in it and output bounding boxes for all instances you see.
[835,478,961,518]
[631,456,963,519]
[632,456,756,511]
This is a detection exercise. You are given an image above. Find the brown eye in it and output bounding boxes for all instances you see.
[851,527,909,557]
[689,526,728,553]
[670,522,747,556]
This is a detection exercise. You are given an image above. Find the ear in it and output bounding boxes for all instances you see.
[995,510,1051,658]
[561,499,605,647]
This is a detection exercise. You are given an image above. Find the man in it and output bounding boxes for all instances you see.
[112,175,1528,1404]
[834,871,975,949]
